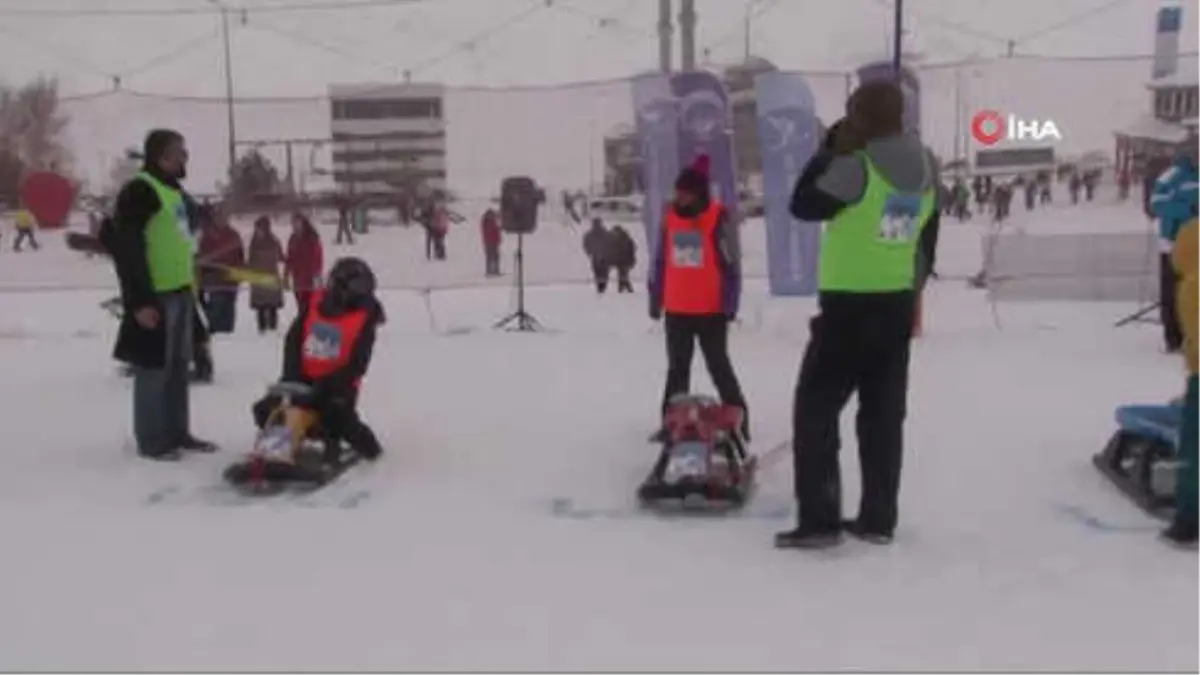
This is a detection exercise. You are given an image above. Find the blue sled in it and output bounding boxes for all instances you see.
[1114,403,1183,448]
[1093,403,1183,520]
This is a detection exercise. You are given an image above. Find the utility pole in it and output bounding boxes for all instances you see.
[657,0,673,73]
[210,0,238,181]
[892,0,903,79]
[743,2,752,60]
[679,0,696,71]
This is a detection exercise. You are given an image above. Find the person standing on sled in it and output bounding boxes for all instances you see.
[648,154,750,441]
[252,256,384,464]
[776,81,938,549]
[1163,215,1198,547]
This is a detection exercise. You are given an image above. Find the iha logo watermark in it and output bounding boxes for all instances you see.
[970,109,1062,146]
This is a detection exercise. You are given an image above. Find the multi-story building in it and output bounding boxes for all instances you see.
[328,82,446,197]
[1114,60,1198,178]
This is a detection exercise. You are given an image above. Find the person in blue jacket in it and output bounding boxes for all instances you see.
[1150,146,1199,352]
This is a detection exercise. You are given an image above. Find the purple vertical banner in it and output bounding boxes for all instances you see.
[755,71,820,296]
[856,61,921,136]
[671,70,739,219]
[631,73,682,251]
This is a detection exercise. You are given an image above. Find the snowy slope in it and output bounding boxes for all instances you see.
[0,199,1194,671]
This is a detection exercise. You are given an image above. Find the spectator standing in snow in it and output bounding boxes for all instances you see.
[607,224,637,293]
[285,212,324,311]
[247,215,285,333]
[108,128,216,460]
[1164,215,1199,546]
[196,205,245,334]
[480,207,502,276]
[12,207,39,251]
[780,82,937,549]
[1150,147,1200,353]
[431,202,449,260]
[335,192,354,245]
[583,217,611,293]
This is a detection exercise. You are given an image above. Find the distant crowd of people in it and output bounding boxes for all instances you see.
[940,168,1113,224]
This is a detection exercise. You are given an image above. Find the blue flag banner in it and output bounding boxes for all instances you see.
[855,61,921,136]
[671,71,739,220]
[755,71,821,296]
[632,73,682,252]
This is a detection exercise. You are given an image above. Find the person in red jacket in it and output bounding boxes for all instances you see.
[285,211,324,310]
[648,155,749,440]
[252,256,384,464]
[481,207,502,276]
[196,206,245,334]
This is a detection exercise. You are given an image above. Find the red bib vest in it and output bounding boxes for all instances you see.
[661,202,723,315]
[299,290,370,386]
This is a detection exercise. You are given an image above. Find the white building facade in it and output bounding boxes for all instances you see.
[328,82,447,196]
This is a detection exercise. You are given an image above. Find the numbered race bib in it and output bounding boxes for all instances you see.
[256,425,292,460]
[670,230,705,268]
[663,441,709,484]
[878,193,922,243]
[302,322,343,361]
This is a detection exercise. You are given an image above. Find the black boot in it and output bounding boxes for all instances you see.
[1161,519,1198,548]
[774,524,843,549]
[844,519,894,545]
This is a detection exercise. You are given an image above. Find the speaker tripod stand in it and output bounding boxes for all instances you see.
[493,233,545,332]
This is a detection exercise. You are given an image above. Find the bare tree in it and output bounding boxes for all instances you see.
[0,76,73,206]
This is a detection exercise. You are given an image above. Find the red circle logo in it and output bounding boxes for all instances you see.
[971,110,1005,146]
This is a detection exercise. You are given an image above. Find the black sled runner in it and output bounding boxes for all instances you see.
[637,394,757,511]
[222,382,360,496]
[1092,403,1182,521]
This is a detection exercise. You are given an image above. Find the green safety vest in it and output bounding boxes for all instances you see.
[818,153,935,292]
[136,171,194,293]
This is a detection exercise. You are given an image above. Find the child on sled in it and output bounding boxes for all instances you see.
[251,256,385,465]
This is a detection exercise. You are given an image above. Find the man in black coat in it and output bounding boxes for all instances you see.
[109,129,216,460]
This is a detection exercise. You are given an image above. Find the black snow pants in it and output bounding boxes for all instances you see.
[791,292,915,536]
[1160,253,1183,351]
[661,312,749,432]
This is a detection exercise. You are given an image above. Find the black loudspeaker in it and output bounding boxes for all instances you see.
[500,176,539,234]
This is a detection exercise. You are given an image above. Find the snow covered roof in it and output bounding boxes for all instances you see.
[1116,114,1191,142]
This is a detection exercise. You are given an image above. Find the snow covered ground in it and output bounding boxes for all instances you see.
[0,197,1195,671]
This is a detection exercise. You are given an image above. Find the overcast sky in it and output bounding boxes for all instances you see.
[0,0,1195,97]
[0,0,1195,195]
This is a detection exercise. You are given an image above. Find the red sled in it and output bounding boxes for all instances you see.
[637,394,756,510]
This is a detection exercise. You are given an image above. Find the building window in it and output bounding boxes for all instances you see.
[1185,88,1198,118]
[331,97,443,120]
[1156,90,1170,118]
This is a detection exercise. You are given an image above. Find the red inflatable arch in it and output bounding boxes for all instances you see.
[19,171,76,230]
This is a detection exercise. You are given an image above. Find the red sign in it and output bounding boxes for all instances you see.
[19,171,76,229]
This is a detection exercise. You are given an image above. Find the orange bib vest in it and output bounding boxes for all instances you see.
[299,290,370,387]
[661,202,723,315]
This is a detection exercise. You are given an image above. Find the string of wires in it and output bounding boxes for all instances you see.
[0,0,432,17]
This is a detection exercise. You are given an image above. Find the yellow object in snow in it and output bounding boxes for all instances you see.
[1172,217,1198,375]
[14,209,34,230]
